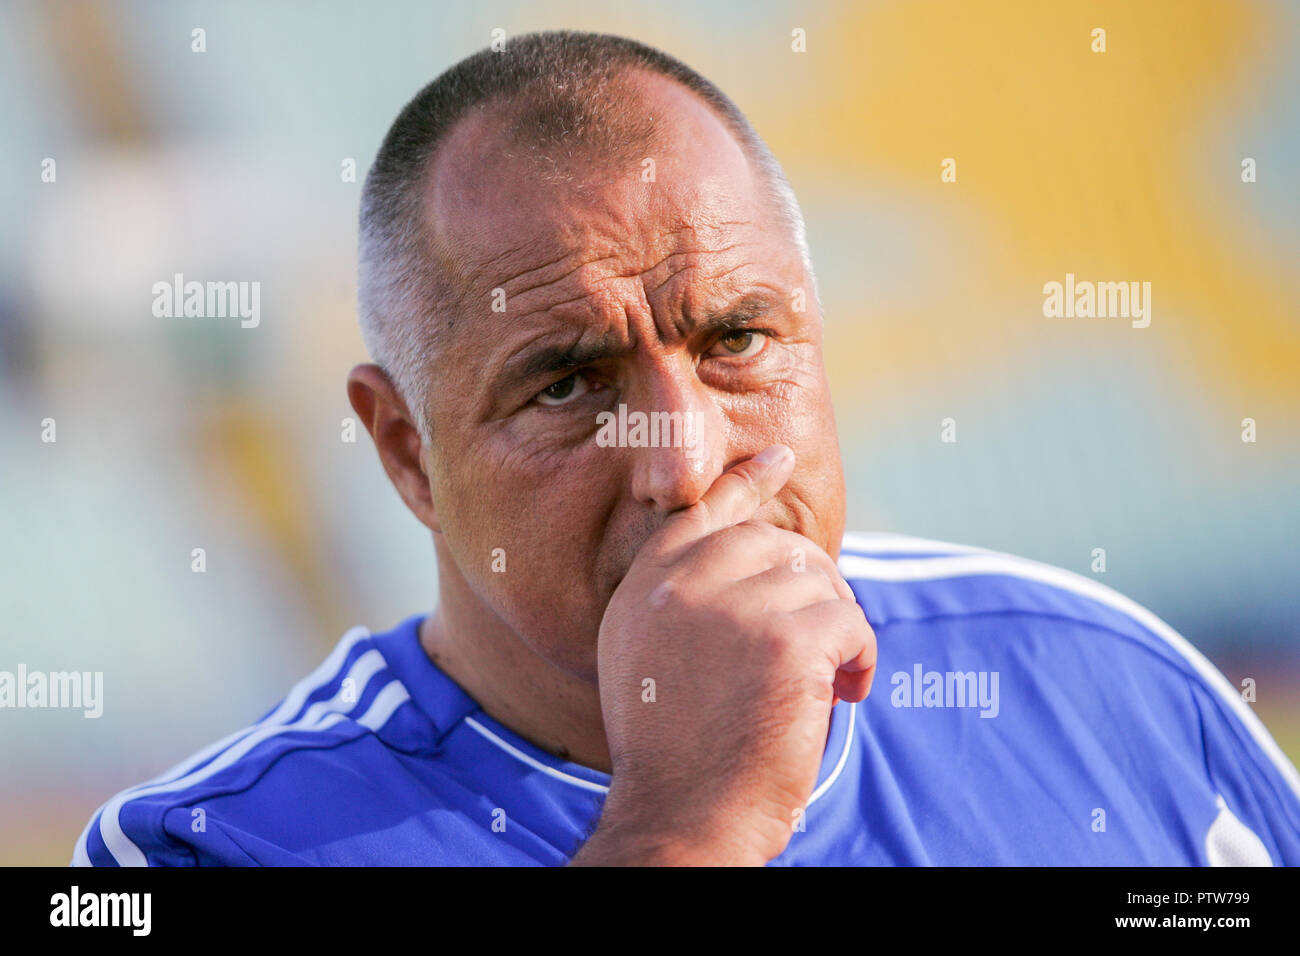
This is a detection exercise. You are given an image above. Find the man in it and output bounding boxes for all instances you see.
[75,30,1299,866]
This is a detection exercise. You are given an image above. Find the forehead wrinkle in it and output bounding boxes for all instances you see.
[490,247,653,327]
[640,242,748,298]
[459,234,778,374]
[438,154,764,321]
[435,184,780,368]
[491,205,745,305]
[526,219,755,312]
[498,236,770,356]
[461,242,583,300]
[501,249,624,305]
[425,227,614,352]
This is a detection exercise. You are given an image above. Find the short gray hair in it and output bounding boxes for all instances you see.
[358,30,816,441]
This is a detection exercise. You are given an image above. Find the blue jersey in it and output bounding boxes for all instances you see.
[73,532,1300,866]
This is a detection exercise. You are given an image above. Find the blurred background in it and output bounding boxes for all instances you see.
[1,0,1296,864]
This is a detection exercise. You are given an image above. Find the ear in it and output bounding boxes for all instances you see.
[347,363,441,533]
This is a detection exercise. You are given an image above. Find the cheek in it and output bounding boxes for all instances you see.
[723,376,842,526]
[783,392,844,510]
[721,367,833,449]
[441,438,618,672]
[437,432,615,580]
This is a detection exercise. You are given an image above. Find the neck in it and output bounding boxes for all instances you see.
[419,544,612,773]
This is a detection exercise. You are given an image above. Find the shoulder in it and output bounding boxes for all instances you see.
[72,625,443,867]
[838,531,1300,817]
[839,530,1217,680]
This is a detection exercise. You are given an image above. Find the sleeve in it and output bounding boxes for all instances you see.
[71,799,200,867]
[74,794,317,866]
[1183,671,1300,865]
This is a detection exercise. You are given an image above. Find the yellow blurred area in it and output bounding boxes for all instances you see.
[751,0,1297,415]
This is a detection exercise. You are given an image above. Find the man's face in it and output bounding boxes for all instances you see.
[419,72,845,682]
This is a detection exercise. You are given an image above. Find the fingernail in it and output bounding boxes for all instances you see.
[754,444,792,467]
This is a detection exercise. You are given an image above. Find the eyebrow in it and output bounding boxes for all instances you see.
[501,294,781,387]
[512,336,632,382]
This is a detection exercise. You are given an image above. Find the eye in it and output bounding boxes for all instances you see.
[709,330,768,360]
[534,373,591,406]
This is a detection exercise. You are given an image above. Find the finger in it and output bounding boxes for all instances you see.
[689,523,859,613]
[740,564,842,613]
[779,535,857,605]
[781,598,877,700]
[833,668,874,703]
[745,526,858,605]
[654,444,795,554]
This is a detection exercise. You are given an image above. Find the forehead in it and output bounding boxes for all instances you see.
[421,71,789,311]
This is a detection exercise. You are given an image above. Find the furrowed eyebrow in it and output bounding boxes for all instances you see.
[499,294,782,388]
[513,338,631,381]
[684,295,778,335]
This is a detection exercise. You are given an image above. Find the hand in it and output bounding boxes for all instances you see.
[571,445,876,866]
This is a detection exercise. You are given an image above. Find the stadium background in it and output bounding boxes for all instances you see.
[1,0,1296,864]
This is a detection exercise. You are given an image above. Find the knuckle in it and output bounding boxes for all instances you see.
[832,596,870,630]
[701,522,765,559]
[672,499,712,539]
[755,615,798,656]
[656,566,700,607]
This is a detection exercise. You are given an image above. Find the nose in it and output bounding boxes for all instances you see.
[624,369,727,517]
